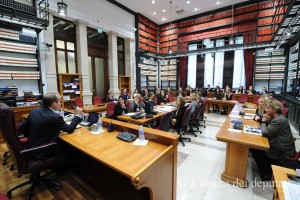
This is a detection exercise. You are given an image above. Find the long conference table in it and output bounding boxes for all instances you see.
[59,117,179,199]
[204,98,236,115]
[216,102,270,188]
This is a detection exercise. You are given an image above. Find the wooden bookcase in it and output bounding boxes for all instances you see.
[138,57,157,91]
[57,73,82,109]
[118,75,131,95]
[160,59,177,90]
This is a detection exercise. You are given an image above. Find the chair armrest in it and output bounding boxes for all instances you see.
[20,142,59,156]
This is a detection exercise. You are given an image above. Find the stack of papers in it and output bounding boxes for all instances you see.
[282,181,300,200]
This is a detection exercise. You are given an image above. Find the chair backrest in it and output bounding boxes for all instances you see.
[158,112,171,132]
[0,103,25,172]
[232,94,236,100]
[181,106,191,127]
[282,107,289,117]
[107,102,116,116]
[93,96,102,105]
[75,97,83,107]
[279,100,286,107]
[253,95,261,105]
[168,94,174,102]
[141,98,145,103]
[190,103,203,121]
[239,94,248,102]
[126,101,131,112]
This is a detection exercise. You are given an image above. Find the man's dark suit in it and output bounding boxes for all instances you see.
[19,107,81,148]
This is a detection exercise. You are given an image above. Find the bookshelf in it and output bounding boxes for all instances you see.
[254,48,285,93]
[138,57,158,91]
[287,42,299,96]
[118,75,131,95]
[159,59,177,90]
[58,73,82,109]
[0,25,41,97]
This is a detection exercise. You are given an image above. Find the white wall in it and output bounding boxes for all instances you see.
[48,0,136,39]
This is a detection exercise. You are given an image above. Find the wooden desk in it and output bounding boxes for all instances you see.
[216,102,270,188]
[12,105,40,123]
[204,99,236,115]
[233,94,258,103]
[80,104,107,113]
[272,165,296,200]
[59,118,179,200]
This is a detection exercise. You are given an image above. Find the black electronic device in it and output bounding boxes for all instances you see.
[145,113,153,118]
[231,119,242,124]
[233,123,243,130]
[116,132,137,142]
[80,112,99,126]
[144,100,155,114]
[131,114,143,120]
[239,111,245,115]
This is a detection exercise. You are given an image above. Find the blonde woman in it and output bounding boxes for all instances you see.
[254,97,267,122]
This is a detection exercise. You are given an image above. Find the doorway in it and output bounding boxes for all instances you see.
[88,56,106,99]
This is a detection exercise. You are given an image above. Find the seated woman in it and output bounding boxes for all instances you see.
[213,88,222,100]
[112,96,128,120]
[177,87,183,97]
[157,90,168,105]
[189,94,198,116]
[142,88,149,100]
[220,87,232,114]
[250,100,297,180]
[235,86,244,94]
[253,97,267,122]
[130,94,145,112]
[133,89,140,98]
[106,90,117,102]
[171,97,186,129]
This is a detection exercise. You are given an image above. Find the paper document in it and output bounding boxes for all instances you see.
[245,113,256,116]
[243,116,254,120]
[228,128,242,133]
[229,115,241,118]
[124,113,136,116]
[65,121,81,129]
[133,139,148,146]
[282,181,300,200]
[243,108,256,111]
[231,111,239,113]
[244,125,261,135]
[91,129,105,134]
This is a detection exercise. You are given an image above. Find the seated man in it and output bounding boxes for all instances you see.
[18,93,82,154]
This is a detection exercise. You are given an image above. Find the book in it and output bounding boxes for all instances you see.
[244,125,261,135]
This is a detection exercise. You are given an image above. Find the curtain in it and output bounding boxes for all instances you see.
[214,39,225,88]
[232,37,246,89]
[244,49,254,88]
[179,57,188,88]
[204,39,214,87]
[187,44,197,88]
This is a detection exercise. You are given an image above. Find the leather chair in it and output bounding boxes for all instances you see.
[176,106,191,146]
[282,107,289,117]
[239,94,248,102]
[168,93,174,102]
[75,96,83,107]
[199,98,206,128]
[252,95,261,105]
[188,103,203,137]
[0,103,61,199]
[93,96,102,105]
[157,112,171,132]
[126,101,131,112]
[106,102,116,118]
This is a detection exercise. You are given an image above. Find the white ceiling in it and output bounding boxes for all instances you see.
[115,0,251,25]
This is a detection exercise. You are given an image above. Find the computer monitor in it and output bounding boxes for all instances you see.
[0,97,16,107]
[145,101,155,114]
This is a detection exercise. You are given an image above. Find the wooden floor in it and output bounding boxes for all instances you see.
[0,142,148,200]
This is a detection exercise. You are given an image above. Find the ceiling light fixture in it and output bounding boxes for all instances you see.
[216,1,221,5]
[187,0,191,4]
[194,8,199,11]
[152,0,155,4]
[168,1,173,54]
[162,9,166,12]
[57,0,67,16]
[162,18,166,21]
[153,12,156,15]
[229,0,234,45]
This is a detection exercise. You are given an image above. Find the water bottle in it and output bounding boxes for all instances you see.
[138,125,145,140]
[97,118,103,132]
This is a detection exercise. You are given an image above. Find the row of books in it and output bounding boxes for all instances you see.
[0,28,19,40]
[0,56,38,67]
[255,73,284,79]
[0,70,40,79]
[256,57,286,64]
[160,59,177,65]
[255,66,285,72]
[291,42,299,52]
[0,40,36,54]
[160,65,177,71]
[160,71,177,76]
[140,71,157,76]
[161,76,177,81]
[138,64,157,71]
[142,59,157,65]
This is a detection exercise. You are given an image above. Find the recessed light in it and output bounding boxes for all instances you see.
[162,18,166,21]
[216,1,221,5]
[194,8,199,11]
[152,0,155,4]
[162,9,166,12]
[153,12,156,15]
[187,0,191,4]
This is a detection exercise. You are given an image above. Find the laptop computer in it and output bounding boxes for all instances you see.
[80,112,99,126]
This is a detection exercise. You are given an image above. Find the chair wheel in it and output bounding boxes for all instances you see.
[2,160,7,165]
[204,126,206,128]
[7,191,11,198]
[56,186,62,191]
[10,164,14,171]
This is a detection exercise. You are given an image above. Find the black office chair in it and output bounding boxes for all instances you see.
[0,103,62,199]
[176,107,191,146]
[157,112,171,132]
[188,103,203,137]
[199,98,207,128]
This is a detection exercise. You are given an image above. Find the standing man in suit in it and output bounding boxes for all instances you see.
[19,93,83,148]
